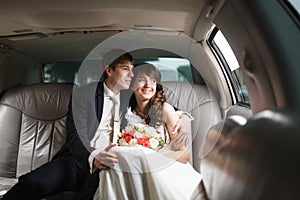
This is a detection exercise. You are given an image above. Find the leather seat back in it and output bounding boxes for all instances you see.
[0,83,72,178]
[162,81,221,171]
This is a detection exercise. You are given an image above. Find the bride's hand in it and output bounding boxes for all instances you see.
[171,114,191,150]
[170,133,189,151]
[94,143,119,170]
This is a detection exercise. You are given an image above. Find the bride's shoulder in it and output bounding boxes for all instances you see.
[163,102,176,113]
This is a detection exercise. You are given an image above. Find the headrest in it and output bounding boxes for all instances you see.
[0,83,73,120]
[162,81,215,111]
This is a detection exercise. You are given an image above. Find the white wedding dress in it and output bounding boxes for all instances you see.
[92,108,203,200]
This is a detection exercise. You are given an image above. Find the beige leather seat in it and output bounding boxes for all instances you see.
[162,81,221,171]
[0,83,73,193]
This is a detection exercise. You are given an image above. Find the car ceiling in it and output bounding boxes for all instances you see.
[0,0,205,37]
[0,0,214,62]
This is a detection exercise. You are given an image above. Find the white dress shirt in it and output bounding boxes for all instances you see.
[88,83,120,172]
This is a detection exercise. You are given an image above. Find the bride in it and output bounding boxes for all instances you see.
[92,63,202,200]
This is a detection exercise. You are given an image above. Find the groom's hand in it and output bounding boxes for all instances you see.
[94,143,118,170]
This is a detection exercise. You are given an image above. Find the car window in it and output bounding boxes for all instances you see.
[208,28,250,106]
[286,0,300,16]
[43,61,82,84]
[135,58,193,83]
[282,0,300,24]
[43,57,193,85]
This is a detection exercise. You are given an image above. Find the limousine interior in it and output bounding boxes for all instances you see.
[0,0,299,199]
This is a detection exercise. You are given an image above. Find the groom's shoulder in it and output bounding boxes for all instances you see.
[74,82,103,94]
[72,82,103,104]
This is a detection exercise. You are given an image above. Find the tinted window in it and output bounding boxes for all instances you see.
[283,0,300,24]
[209,28,250,106]
[286,0,300,16]
[135,58,193,83]
[43,61,81,83]
[43,58,193,84]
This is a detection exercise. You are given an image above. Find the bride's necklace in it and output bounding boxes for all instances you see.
[135,107,148,119]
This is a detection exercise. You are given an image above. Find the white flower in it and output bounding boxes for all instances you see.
[144,125,158,136]
[149,138,160,149]
[129,138,137,146]
[134,123,145,131]
[125,125,134,132]
[134,131,144,138]
[118,138,128,146]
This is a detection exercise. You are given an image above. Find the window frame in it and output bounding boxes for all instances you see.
[280,0,300,28]
[207,28,251,108]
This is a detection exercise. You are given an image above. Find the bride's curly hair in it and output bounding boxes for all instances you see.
[129,63,166,127]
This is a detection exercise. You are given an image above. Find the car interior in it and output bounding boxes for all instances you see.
[0,0,299,199]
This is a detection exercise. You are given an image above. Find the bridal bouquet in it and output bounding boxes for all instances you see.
[117,123,165,150]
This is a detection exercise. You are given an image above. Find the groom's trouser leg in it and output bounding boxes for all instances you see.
[74,170,100,200]
[2,157,86,200]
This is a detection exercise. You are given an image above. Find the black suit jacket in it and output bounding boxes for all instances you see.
[54,82,131,169]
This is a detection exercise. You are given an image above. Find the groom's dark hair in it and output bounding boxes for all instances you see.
[102,49,134,80]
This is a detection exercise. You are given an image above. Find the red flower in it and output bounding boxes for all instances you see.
[128,130,135,136]
[125,135,132,143]
[122,132,134,143]
[143,140,150,148]
[137,136,150,148]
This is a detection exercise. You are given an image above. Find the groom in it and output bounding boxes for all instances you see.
[2,49,135,200]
